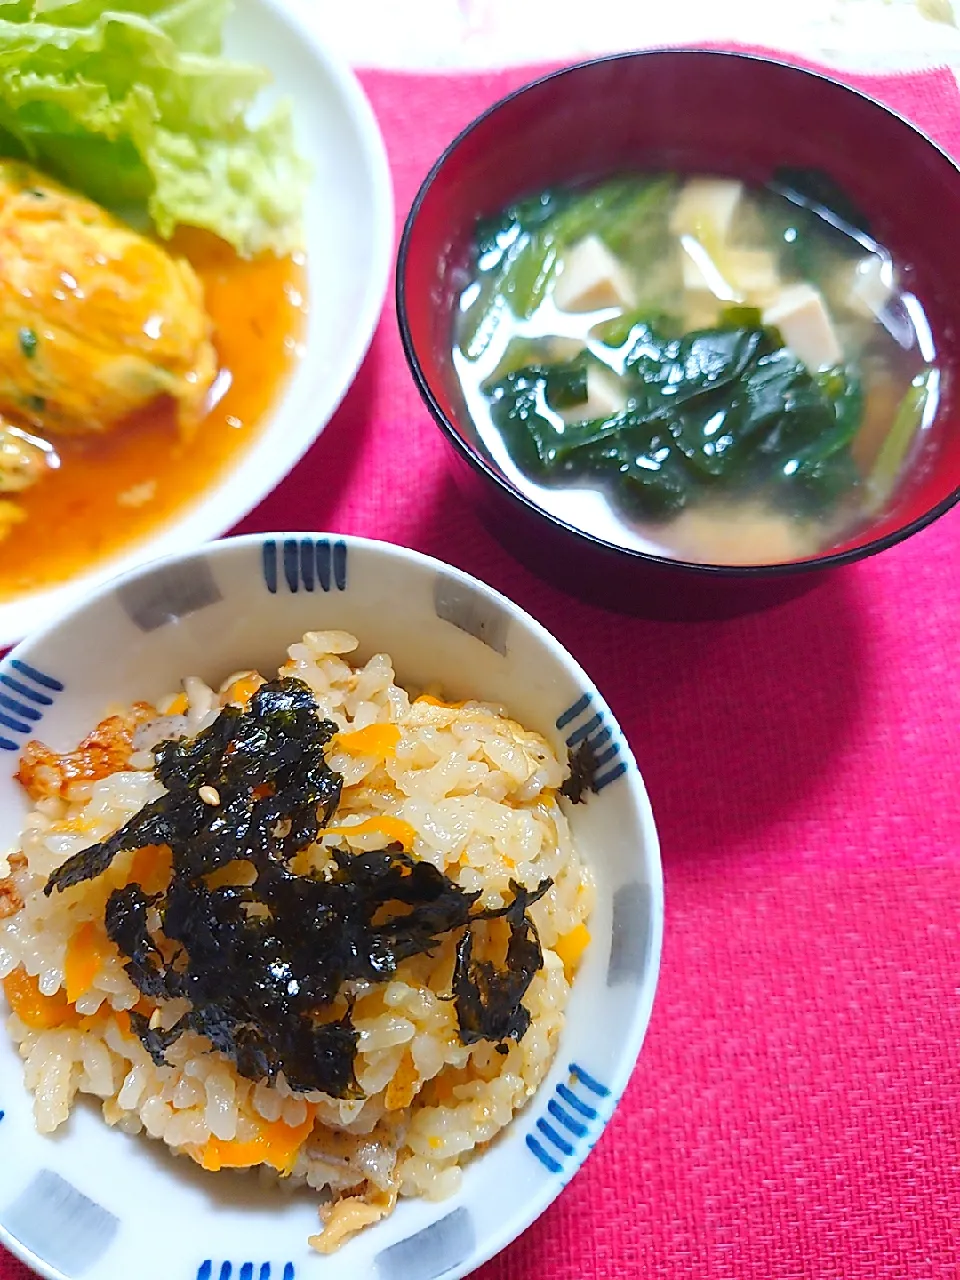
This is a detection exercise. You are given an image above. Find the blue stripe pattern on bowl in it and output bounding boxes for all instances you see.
[525,1063,611,1174]
[196,1263,295,1280]
[0,660,63,751]
[262,539,348,594]
[555,694,627,792]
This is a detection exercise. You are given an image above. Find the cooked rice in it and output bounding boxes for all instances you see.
[0,631,594,1251]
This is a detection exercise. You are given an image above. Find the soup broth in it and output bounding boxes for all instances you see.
[452,172,937,565]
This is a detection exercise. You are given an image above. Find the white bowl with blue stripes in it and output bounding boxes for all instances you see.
[0,533,663,1280]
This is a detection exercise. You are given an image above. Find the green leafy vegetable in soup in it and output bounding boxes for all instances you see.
[453,173,937,566]
[487,316,863,520]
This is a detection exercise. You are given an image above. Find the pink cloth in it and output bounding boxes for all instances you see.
[4,52,960,1280]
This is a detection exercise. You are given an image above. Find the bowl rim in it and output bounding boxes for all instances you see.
[0,0,394,649]
[0,529,665,1280]
[396,45,960,579]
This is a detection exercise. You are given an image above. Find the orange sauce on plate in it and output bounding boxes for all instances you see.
[0,228,306,600]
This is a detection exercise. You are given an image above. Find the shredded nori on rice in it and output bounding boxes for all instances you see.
[44,677,552,1097]
[453,879,552,1052]
[560,736,601,804]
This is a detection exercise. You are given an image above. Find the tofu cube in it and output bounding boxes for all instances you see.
[542,336,588,362]
[670,178,744,244]
[556,366,628,424]
[680,241,736,300]
[682,296,722,333]
[763,283,843,370]
[553,235,637,313]
[681,245,780,305]
[723,249,780,302]
[846,255,895,319]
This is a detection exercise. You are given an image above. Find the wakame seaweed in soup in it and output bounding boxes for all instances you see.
[452,172,938,566]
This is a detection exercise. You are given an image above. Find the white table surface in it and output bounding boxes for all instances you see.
[318,0,960,72]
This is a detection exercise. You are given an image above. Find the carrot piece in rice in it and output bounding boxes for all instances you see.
[414,694,465,709]
[554,923,591,979]
[335,723,401,760]
[124,844,173,895]
[323,816,416,852]
[384,1050,419,1111]
[198,1107,317,1176]
[3,968,77,1029]
[224,674,263,707]
[64,920,109,1002]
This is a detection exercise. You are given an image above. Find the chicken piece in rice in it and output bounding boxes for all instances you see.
[0,631,595,1253]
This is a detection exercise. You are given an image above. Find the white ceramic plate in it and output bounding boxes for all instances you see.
[0,0,393,648]
[0,534,662,1280]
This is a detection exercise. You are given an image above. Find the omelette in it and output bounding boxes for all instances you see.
[0,160,216,444]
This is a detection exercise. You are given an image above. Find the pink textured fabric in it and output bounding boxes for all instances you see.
[4,53,960,1280]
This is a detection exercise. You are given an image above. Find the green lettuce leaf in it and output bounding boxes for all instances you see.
[0,0,307,256]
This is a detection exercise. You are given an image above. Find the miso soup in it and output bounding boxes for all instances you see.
[452,172,938,566]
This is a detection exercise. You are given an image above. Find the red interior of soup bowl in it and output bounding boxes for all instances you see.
[398,49,960,570]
